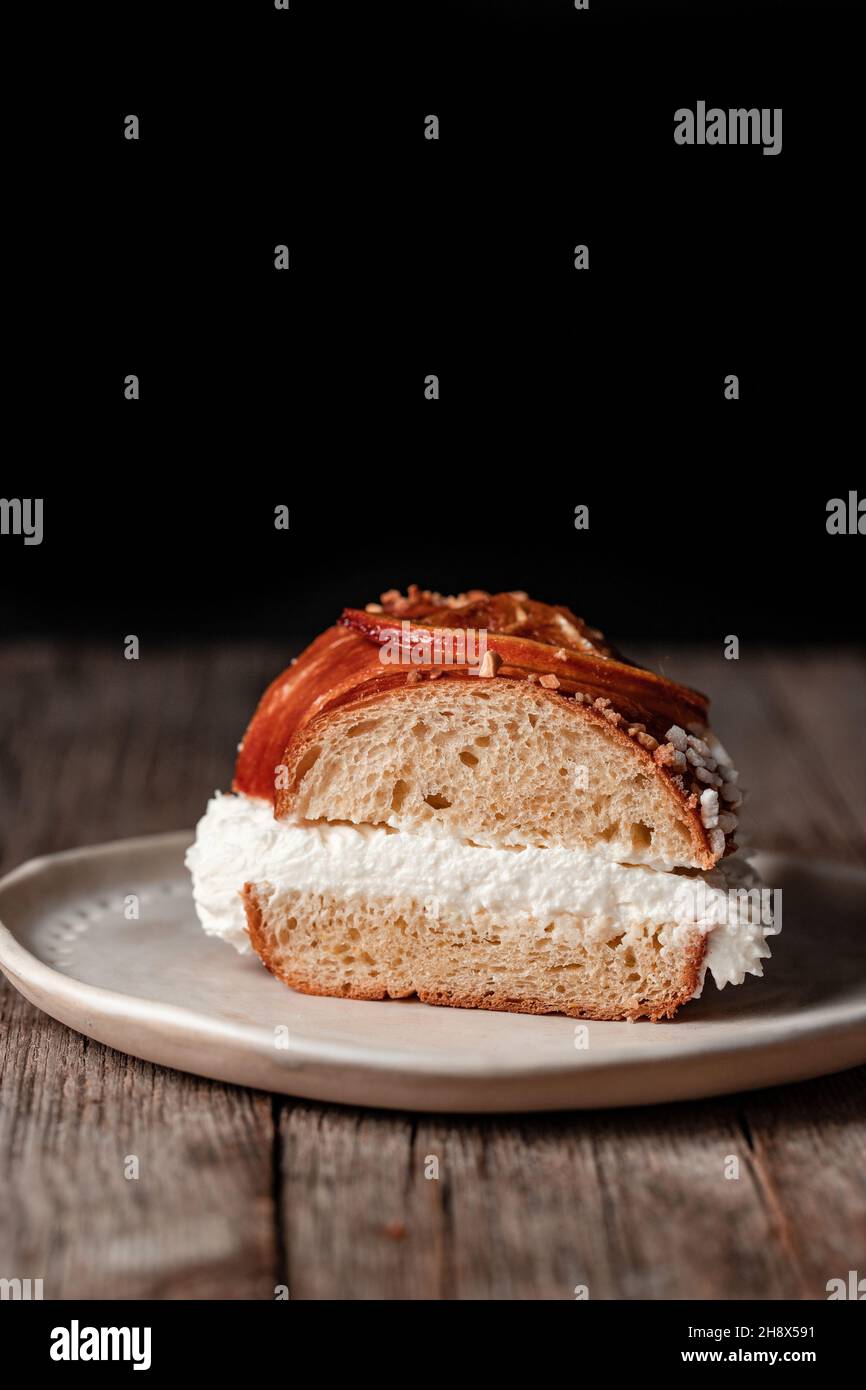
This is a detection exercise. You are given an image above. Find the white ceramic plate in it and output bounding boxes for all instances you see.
[0,834,864,1112]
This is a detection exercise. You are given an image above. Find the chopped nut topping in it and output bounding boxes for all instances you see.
[699,787,720,828]
[627,723,646,737]
[602,707,623,725]
[539,673,560,689]
[478,650,502,679]
[365,602,384,613]
[554,648,569,661]
[658,734,745,849]
[707,827,726,857]
[637,731,659,751]
[526,672,539,683]
[655,743,687,773]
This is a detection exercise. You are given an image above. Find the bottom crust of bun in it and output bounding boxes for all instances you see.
[242,883,707,1023]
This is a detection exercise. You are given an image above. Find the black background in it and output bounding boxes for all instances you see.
[4,0,863,645]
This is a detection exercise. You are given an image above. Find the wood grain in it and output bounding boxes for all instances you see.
[278,1078,866,1300]
[0,642,288,1300]
[1,641,864,1299]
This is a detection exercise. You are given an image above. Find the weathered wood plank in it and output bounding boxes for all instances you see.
[763,650,866,863]
[279,1070,866,1300]
[0,642,292,1298]
[739,1067,866,1301]
[0,984,278,1298]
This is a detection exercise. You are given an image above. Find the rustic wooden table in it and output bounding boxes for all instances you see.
[1,641,864,1300]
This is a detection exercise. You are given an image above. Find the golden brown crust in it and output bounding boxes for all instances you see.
[367,588,624,659]
[233,592,708,789]
[233,626,367,801]
[339,608,707,728]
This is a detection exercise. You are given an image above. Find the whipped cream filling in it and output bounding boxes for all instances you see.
[186,793,779,995]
